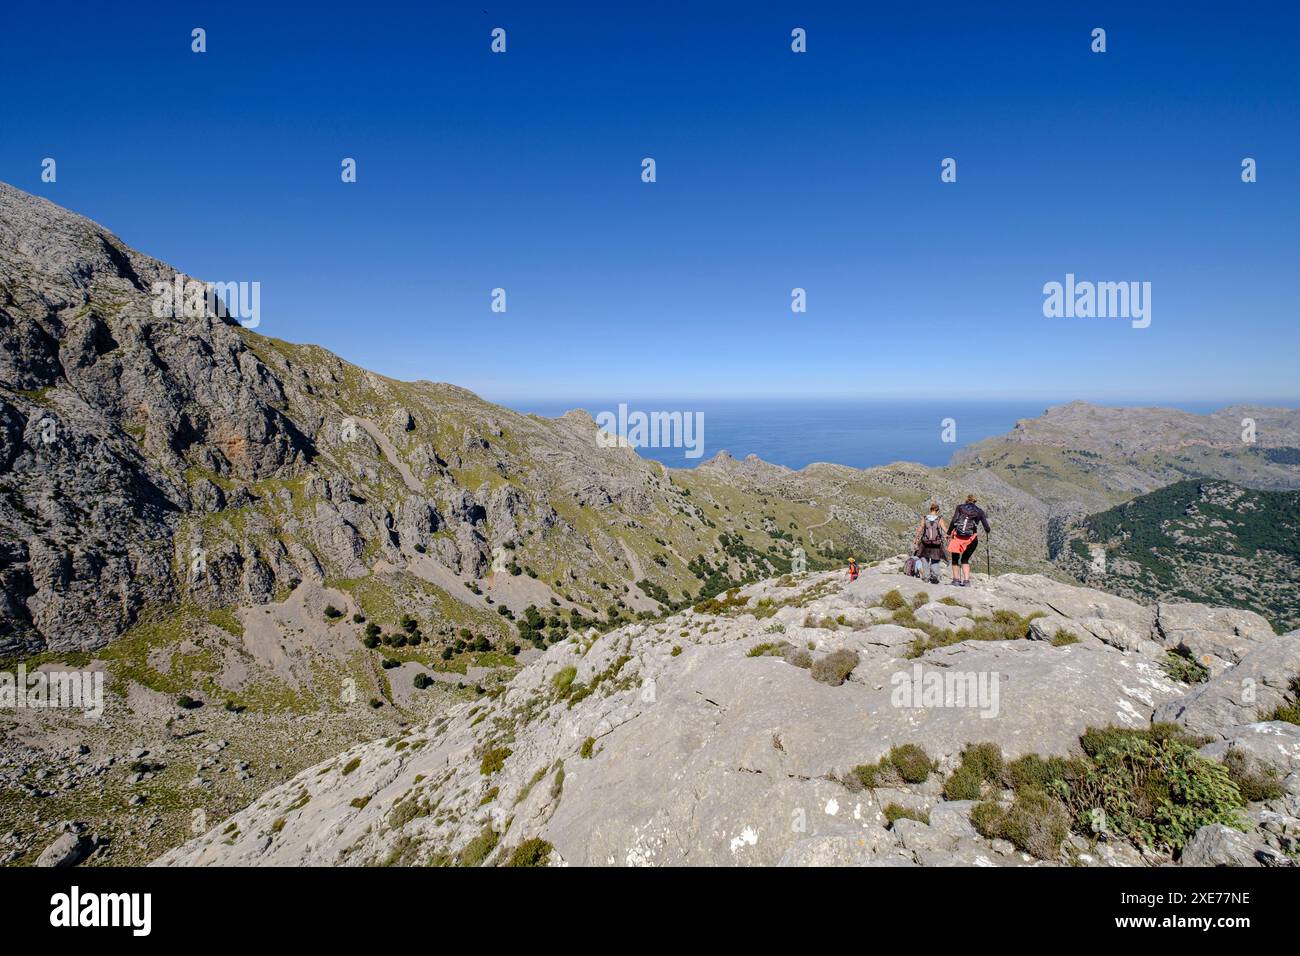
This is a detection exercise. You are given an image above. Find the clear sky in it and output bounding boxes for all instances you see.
[3,1,1297,404]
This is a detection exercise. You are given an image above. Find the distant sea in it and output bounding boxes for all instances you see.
[505,399,1237,471]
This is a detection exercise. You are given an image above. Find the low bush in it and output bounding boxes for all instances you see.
[784,647,813,669]
[479,747,512,776]
[810,649,858,686]
[852,743,934,788]
[457,827,498,867]
[505,837,554,867]
[1001,724,1244,854]
[943,742,1004,800]
[552,665,577,697]
[884,803,929,827]
[890,743,935,783]
[972,789,1071,860]
[880,589,907,611]
[1161,649,1210,684]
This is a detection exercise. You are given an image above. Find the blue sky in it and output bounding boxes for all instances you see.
[3,1,1298,404]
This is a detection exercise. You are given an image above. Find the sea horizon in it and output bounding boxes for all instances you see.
[501,397,1300,471]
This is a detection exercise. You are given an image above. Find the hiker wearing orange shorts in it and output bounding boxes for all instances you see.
[947,496,990,586]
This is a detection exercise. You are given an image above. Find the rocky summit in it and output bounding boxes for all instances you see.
[157,562,1300,868]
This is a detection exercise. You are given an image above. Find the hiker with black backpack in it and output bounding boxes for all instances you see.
[947,495,990,587]
[912,503,948,585]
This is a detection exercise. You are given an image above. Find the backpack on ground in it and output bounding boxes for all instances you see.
[904,556,919,577]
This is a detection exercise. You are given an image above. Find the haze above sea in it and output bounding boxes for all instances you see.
[504,399,1242,471]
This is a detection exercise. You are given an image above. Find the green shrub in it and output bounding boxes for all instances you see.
[960,742,1004,781]
[1161,649,1210,684]
[504,837,553,867]
[479,747,512,775]
[903,609,1045,658]
[341,757,361,776]
[457,827,499,867]
[552,665,577,697]
[881,589,907,610]
[1072,725,1243,852]
[853,744,935,788]
[972,789,1071,859]
[1051,630,1081,647]
[579,736,595,759]
[942,744,1002,800]
[176,694,202,710]
[889,743,935,783]
[413,672,433,690]
[943,764,984,800]
[323,605,343,620]
[970,799,1004,838]
[884,803,929,827]
[978,724,1244,856]
[1005,753,1084,793]
[850,759,892,790]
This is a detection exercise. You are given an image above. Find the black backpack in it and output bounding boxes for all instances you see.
[954,506,980,537]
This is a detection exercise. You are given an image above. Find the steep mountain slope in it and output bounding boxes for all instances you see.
[157,561,1300,868]
[1056,480,1300,633]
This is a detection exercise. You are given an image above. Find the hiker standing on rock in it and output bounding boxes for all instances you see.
[848,556,858,582]
[947,495,989,587]
[913,503,948,585]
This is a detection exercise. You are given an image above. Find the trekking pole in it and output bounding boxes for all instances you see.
[986,531,991,579]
